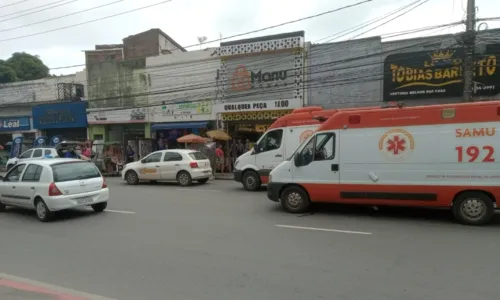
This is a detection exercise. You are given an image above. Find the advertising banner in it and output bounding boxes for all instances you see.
[383,44,500,100]
[10,136,23,158]
[34,136,48,147]
[32,102,88,129]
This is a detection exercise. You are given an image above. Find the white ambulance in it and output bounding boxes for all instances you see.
[233,107,340,191]
[267,101,500,225]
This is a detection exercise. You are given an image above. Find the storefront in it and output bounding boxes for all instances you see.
[149,101,213,149]
[211,99,300,143]
[32,102,88,141]
[0,116,35,163]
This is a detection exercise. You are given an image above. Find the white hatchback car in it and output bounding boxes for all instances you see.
[6,148,59,170]
[0,159,109,222]
[122,149,212,186]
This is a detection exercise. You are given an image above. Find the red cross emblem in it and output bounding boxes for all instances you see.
[386,135,406,155]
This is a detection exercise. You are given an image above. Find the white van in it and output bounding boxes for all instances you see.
[267,101,500,225]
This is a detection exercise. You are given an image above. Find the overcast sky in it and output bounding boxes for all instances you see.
[0,0,498,75]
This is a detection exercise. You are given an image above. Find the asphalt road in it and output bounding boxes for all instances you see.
[0,177,499,300]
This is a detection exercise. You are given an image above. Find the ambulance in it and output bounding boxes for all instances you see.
[233,106,377,191]
[267,101,500,225]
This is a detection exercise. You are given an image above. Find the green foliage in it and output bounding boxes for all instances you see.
[0,52,50,83]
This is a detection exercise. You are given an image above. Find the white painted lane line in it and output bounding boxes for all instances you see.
[175,188,221,192]
[106,209,136,214]
[275,224,372,235]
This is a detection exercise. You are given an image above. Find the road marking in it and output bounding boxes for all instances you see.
[0,273,116,299]
[275,224,372,235]
[175,188,221,192]
[106,209,136,214]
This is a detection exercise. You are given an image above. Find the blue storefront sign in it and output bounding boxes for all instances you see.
[32,102,87,129]
[0,116,31,131]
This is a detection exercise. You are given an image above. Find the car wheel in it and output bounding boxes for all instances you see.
[280,186,311,213]
[91,202,107,213]
[35,198,53,222]
[242,171,261,191]
[177,171,192,186]
[452,191,495,225]
[125,170,139,185]
[197,178,209,184]
[0,201,6,212]
[6,164,14,171]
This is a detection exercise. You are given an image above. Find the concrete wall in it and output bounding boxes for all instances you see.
[86,58,149,109]
[308,29,500,109]
[0,70,87,107]
[146,48,219,106]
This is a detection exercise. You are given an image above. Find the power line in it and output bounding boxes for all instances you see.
[349,0,430,39]
[48,0,377,70]
[0,0,79,24]
[0,0,31,9]
[0,0,65,19]
[0,0,172,43]
[0,0,125,34]
[316,0,422,43]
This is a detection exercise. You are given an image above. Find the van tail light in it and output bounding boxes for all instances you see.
[189,161,199,168]
[101,177,108,189]
[48,182,63,196]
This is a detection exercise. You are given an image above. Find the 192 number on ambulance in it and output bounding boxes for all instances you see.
[455,145,495,162]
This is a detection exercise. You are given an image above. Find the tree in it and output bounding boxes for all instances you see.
[0,60,16,83]
[2,52,50,83]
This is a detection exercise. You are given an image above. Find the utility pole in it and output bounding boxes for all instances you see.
[462,0,477,102]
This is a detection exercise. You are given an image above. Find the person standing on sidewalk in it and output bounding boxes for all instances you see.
[216,144,225,176]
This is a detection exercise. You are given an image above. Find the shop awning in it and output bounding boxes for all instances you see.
[151,121,208,131]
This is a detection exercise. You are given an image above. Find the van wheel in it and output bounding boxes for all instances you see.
[125,170,139,185]
[35,198,53,222]
[280,186,310,213]
[177,171,192,186]
[242,171,261,191]
[452,192,495,226]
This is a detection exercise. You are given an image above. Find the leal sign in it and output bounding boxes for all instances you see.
[0,117,31,131]
[88,108,149,124]
[213,99,300,113]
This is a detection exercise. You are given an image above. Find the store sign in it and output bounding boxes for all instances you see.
[213,99,300,114]
[224,51,298,102]
[0,116,31,131]
[149,101,212,122]
[87,107,149,124]
[33,102,88,129]
[383,44,500,100]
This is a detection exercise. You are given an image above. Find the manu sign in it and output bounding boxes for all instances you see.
[231,65,288,91]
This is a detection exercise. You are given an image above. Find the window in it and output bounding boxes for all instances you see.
[5,164,26,182]
[22,164,43,182]
[164,152,183,162]
[299,133,336,165]
[19,150,33,159]
[256,129,283,153]
[52,162,101,182]
[143,152,162,163]
[188,152,206,160]
[32,149,43,158]
[44,149,52,155]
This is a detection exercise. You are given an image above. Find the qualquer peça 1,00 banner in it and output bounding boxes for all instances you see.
[383,44,500,100]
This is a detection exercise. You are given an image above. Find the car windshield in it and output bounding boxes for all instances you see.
[189,152,207,160]
[286,137,311,161]
[51,162,101,182]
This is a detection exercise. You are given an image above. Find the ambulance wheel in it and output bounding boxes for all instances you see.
[280,186,310,213]
[242,171,260,191]
[452,191,495,226]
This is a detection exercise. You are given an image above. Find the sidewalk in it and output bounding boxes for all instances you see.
[214,173,234,180]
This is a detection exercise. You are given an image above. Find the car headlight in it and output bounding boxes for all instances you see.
[268,174,272,183]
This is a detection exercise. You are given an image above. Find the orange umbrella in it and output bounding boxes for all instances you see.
[177,134,206,144]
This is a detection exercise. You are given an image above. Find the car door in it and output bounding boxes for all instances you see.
[16,164,43,208]
[138,152,163,180]
[254,129,284,174]
[0,164,27,206]
[292,131,340,202]
[160,152,183,180]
